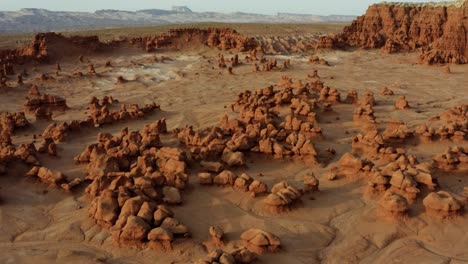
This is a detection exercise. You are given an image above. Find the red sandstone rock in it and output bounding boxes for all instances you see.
[24,86,68,113]
[379,190,409,218]
[209,226,224,246]
[0,111,29,134]
[240,229,281,254]
[423,191,465,218]
[139,28,257,53]
[317,1,468,64]
[264,181,302,213]
[395,96,410,110]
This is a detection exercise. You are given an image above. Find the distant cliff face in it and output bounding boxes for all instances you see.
[317,0,468,64]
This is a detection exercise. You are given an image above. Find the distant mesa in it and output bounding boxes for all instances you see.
[171,6,192,13]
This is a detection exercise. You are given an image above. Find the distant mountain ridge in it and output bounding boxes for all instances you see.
[0,6,355,33]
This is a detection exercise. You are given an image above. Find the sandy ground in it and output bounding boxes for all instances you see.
[0,45,467,264]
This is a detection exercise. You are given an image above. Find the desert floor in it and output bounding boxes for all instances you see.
[0,40,467,264]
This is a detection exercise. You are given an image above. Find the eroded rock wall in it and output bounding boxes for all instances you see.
[317,0,468,64]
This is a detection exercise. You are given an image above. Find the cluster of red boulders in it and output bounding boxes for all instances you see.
[87,96,160,127]
[416,104,468,143]
[196,227,280,263]
[433,146,468,172]
[175,75,348,169]
[0,135,81,191]
[40,96,160,144]
[75,119,192,248]
[0,111,29,135]
[24,85,68,120]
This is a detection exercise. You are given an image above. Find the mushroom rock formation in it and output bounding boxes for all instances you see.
[38,137,57,156]
[303,173,319,192]
[359,92,376,107]
[338,152,374,177]
[248,180,269,197]
[317,1,468,64]
[382,120,414,142]
[160,217,190,237]
[439,104,468,123]
[240,229,281,254]
[415,124,437,143]
[395,96,410,110]
[352,130,384,157]
[213,170,238,186]
[433,146,468,171]
[345,89,359,104]
[209,226,224,246]
[371,158,437,201]
[378,190,409,218]
[264,181,302,213]
[24,86,68,113]
[148,227,173,251]
[0,111,29,134]
[319,87,341,104]
[381,87,394,96]
[353,104,377,131]
[423,191,465,218]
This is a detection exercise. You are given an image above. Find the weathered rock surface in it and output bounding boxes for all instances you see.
[317,1,468,64]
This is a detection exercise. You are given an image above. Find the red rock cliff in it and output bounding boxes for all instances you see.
[0,32,117,65]
[317,0,468,64]
[133,28,258,52]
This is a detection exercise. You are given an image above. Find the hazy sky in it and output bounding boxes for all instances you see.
[0,0,442,15]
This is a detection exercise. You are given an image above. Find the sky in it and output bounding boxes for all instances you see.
[0,0,443,15]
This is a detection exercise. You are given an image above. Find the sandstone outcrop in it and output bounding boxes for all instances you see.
[0,32,118,65]
[433,146,468,171]
[138,28,257,53]
[423,191,465,218]
[0,112,29,134]
[24,86,68,113]
[240,229,281,254]
[317,1,468,64]
[264,181,302,213]
[379,190,409,218]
